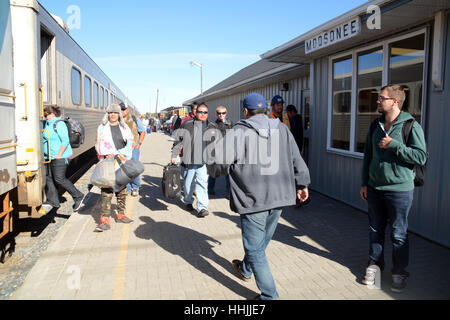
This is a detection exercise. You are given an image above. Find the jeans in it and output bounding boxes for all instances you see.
[127,148,141,193]
[240,209,282,300]
[46,159,83,207]
[184,164,208,212]
[367,186,414,275]
[208,175,230,195]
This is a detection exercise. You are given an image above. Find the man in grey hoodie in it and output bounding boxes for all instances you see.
[209,93,310,300]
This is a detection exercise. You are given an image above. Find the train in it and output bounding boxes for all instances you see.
[0,0,137,243]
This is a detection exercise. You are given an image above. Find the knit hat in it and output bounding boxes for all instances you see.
[103,103,125,126]
[106,103,121,113]
[243,93,267,110]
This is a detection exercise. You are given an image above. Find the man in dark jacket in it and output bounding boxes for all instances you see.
[171,103,218,218]
[209,93,310,300]
[286,105,304,153]
[208,106,233,197]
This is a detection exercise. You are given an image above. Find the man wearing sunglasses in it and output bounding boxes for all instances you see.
[360,85,427,293]
[208,106,233,198]
[171,103,218,218]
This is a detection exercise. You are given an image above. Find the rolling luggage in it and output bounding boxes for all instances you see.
[162,163,181,199]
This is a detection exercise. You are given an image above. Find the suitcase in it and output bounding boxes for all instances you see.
[162,163,181,199]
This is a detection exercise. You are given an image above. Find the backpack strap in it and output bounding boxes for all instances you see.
[369,118,379,139]
[402,119,415,146]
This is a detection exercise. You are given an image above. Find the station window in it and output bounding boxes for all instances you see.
[84,76,92,107]
[93,82,99,108]
[100,87,104,109]
[71,67,81,105]
[328,30,426,155]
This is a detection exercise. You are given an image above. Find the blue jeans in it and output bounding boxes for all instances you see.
[127,148,141,193]
[367,186,414,275]
[239,209,282,300]
[184,164,208,212]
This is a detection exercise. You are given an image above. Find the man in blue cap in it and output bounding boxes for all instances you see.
[270,95,291,129]
[209,93,310,300]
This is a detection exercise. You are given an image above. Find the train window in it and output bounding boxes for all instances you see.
[105,90,109,106]
[100,87,104,109]
[389,33,425,124]
[71,67,81,105]
[331,56,352,151]
[84,76,92,107]
[93,82,99,108]
[356,47,383,153]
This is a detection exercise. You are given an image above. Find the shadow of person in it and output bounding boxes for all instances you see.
[140,175,188,212]
[135,216,257,299]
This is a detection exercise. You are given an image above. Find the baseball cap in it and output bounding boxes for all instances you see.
[271,95,284,106]
[120,102,127,110]
[243,93,267,110]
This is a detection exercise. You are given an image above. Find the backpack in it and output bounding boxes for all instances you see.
[54,118,85,149]
[369,118,428,187]
[161,163,181,199]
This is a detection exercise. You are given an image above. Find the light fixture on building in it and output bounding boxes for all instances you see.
[280,82,289,92]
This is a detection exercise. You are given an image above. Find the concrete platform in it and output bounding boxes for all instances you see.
[11,132,450,300]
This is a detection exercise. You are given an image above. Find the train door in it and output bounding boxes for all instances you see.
[301,89,310,165]
[40,28,54,104]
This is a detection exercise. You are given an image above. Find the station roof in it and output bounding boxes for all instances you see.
[261,0,450,64]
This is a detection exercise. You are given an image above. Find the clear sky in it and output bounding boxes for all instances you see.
[40,0,369,114]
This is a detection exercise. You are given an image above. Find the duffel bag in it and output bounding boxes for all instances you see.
[162,163,181,199]
[90,159,115,189]
[114,156,145,192]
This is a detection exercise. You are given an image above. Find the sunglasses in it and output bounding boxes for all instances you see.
[197,111,208,115]
[217,112,227,115]
[378,96,394,101]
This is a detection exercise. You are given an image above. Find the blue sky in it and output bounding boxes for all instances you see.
[40,0,369,113]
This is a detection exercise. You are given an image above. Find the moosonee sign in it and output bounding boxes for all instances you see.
[305,18,361,54]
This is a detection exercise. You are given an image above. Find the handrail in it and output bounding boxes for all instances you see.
[0,93,16,99]
[0,144,18,151]
[42,129,51,164]
[19,83,28,121]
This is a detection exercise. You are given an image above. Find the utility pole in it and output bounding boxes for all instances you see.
[155,89,159,114]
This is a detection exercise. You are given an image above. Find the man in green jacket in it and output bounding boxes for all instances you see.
[360,85,427,293]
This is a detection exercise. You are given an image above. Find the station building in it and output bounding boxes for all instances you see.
[185,0,450,248]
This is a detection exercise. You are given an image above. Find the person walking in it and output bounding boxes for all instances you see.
[209,93,310,300]
[360,85,427,293]
[95,103,135,232]
[286,105,304,154]
[171,103,218,218]
[208,106,233,197]
[42,105,85,213]
[120,102,146,197]
[269,95,291,129]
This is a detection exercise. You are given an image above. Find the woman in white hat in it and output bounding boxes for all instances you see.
[94,103,134,232]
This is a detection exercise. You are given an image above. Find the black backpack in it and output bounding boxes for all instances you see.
[54,118,85,149]
[370,118,428,187]
[161,163,181,199]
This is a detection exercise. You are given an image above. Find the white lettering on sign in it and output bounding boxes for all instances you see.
[305,18,361,54]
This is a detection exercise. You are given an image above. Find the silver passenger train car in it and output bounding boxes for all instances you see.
[1,0,136,231]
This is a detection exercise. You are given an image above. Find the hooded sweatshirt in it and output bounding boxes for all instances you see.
[362,111,427,192]
[212,114,310,215]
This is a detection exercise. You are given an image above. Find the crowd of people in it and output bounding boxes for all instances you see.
[40,85,427,299]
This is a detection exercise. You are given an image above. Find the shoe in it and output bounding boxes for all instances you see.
[391,274,408,293]
[131,189,139,197]
[362,265,380,286]
[197,209,209,218]
[185,204,194,212]
[73,194,86,212]
[95,217,111,232]
[232,260,251,282]
[42,202,60,209]
[115,213,134,224]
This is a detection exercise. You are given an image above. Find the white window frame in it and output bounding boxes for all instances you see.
[327,28,428,158]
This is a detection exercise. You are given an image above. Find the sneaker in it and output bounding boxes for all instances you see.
[232,260,251,282]
[131,189,139,197]
[95,217,111,232]
[73,194,86,212]
[391,274,408,293]
[362,265,380,286]
[197,209,209,218]
[185,204,194,212]
[115,213,134,224]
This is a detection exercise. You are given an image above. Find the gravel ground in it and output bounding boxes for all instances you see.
[0,168,93,300]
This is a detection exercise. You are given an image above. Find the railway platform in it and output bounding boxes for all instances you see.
[10,132,450,300]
